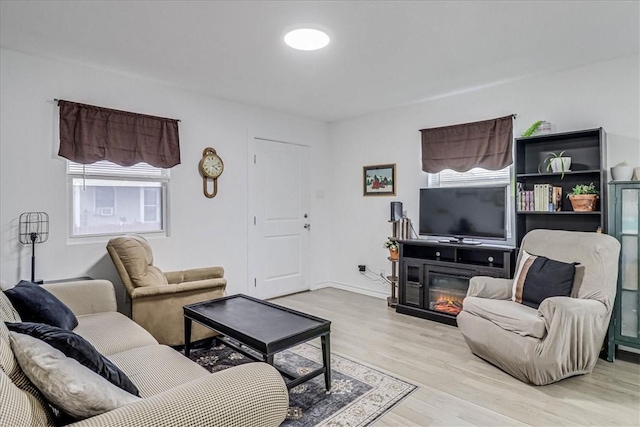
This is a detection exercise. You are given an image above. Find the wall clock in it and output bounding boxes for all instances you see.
[199,147,224,198]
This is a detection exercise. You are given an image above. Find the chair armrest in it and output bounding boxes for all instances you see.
[537,297,608,358]
[130,278,227,299]
[164,267,224,284]
[41,280,117,315]
[538,297,607,326]
[68,363,288,427]
[467,276,512,300]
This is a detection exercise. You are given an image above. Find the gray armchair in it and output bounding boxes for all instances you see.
[457,229,620,385]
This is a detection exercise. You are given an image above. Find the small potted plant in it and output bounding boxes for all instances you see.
[539,151,572,178]
[384,239,399,260]
[567,182,599,212]
[522,120,551,137]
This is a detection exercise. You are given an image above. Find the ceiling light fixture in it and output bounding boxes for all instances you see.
[284,28,330,51]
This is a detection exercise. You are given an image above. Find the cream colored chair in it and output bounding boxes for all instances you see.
[107,235,226,346]
[457,229,620,385]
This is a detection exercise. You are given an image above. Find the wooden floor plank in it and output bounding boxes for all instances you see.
[272,288,640,426]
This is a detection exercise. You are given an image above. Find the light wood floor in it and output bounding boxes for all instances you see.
[272,288,640,427]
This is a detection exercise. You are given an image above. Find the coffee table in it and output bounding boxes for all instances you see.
[183,294,331,391]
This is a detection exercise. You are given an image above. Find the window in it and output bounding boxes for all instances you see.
[68,161,169,237]
[427,166,513,239]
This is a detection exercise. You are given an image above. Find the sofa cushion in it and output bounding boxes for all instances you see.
[511,250,576,309]
[73,312,158,356]
[463,296,547,339]
[10,332,140,420]
[107,345,208,398]
[4,281,78,330]
[0,321,57,426]
[7,322,139,396]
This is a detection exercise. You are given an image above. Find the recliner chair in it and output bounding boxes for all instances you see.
[107,234,227,346]
[457,229,620,385]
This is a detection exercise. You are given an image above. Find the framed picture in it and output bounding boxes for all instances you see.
[363,163,396,196]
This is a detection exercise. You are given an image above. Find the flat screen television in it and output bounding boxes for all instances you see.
[419,186,507,243]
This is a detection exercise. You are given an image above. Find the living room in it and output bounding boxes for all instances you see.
[1,1,639,426]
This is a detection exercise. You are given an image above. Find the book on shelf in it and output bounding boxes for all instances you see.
[517,184,562,212]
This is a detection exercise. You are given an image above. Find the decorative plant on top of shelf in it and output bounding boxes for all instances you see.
[567,182,599,212]
[384,238,399,260]
[522,120,545,137]
[538,151,572,179]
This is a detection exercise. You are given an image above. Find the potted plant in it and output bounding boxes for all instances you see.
[567,182,599,212]
[521,120,551,137]
[539,151,572,178]
[384,239,399,260]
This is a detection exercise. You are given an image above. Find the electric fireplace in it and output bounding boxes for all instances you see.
[397,240,516,326]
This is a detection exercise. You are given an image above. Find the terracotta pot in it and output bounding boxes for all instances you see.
[389,249,399,260]
[569,195,598,212]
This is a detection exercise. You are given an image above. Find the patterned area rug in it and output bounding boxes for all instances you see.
[183,342,416,427]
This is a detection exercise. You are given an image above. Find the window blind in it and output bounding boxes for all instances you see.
[67,160,169,180]
[428,166,511,188]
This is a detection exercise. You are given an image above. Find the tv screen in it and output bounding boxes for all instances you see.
[419,186,507,240]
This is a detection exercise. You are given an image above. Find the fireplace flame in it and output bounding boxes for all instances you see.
[432,292,464,315]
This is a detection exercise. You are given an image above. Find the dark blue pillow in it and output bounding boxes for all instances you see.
[6,322,139,396]
[4,281,78,330]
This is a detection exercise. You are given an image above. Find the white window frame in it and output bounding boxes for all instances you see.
[141,187,161,223]
[67,161,170,238]
[426,166,513,240]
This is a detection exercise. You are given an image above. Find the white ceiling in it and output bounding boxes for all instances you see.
[1,1,638,122]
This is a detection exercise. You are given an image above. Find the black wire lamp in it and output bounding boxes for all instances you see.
[18,212,49,283]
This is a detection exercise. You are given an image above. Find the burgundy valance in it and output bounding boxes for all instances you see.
[420,115,513,173]
[58,100,181,168]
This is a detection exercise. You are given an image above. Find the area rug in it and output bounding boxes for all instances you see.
[183,342,417,427]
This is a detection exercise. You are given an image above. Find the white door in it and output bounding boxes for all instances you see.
[248,137,310,299]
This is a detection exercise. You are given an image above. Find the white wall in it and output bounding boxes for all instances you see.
[0,49,331,309]
[327,55,640,297]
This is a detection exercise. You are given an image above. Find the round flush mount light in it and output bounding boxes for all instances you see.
[284,28,330,51]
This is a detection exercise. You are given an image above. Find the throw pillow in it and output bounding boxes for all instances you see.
[9,332,140,420]
[6,322,139,396]
[511,250,576,309]
[4,281,78,330]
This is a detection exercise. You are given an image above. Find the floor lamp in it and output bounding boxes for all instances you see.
[18,212,49,283]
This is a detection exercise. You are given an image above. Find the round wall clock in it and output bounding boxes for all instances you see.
[199,147,224,198]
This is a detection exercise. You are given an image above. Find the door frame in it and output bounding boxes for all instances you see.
[247,132,311,298]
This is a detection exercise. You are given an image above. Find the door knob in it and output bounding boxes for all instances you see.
[304,223,311,230]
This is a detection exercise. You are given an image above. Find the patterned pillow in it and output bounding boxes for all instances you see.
[9,332,140,420]
[6,322,139,396]
[0,320,57,427]
[511,250,576,309]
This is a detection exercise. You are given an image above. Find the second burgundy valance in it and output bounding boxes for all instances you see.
[420,115,513,173]
[58,100,181,168]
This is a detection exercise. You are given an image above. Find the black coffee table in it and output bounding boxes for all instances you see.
[183,294,331,391]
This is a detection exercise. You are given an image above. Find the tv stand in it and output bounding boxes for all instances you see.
[397,239,515,326]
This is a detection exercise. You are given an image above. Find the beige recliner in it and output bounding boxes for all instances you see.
[107,235,227,346]
[457,229,620,385]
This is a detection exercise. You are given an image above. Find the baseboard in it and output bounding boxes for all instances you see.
[311,281,388,300]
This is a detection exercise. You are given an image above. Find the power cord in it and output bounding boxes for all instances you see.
[359,267,391,287]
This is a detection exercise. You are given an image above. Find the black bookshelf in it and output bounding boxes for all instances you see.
[515,128,606,246]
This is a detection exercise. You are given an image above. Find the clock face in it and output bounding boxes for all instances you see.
[202,154,223,178]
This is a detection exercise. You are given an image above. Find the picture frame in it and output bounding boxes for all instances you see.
[363,163,396,196]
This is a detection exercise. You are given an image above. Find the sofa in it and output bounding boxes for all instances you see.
[107,234,228,346]
[1,279,289,426]
[457,229,620,385]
